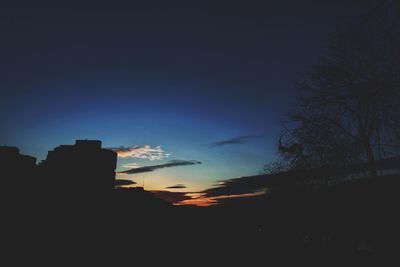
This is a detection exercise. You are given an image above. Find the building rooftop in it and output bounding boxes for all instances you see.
[0,146,20,155]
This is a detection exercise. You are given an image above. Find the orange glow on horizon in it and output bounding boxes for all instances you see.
[175,191,265,207]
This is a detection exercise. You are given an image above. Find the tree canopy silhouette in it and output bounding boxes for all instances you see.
[278,0,400,176]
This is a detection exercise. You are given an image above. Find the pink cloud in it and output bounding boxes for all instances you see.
[111,145,170,160]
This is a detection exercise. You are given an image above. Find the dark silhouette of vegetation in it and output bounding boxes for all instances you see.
[276,0,400,176]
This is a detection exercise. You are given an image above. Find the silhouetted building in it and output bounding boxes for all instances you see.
[114,186,171,211]
[40,140,117,196]
[0,146,37,191]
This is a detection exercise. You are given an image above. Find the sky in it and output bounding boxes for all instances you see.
[0,0,360,203]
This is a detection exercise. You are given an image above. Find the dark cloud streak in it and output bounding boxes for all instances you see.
[115,179,136,186]
[119,160,201,174]
[151,190,192,203]
[166,184,187,189]
[208,135,261,147]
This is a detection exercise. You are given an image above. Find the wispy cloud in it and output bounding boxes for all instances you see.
[122,162,143,169]
[115,179,136,186]
[118,160,201,174]
[166,184,187,189]
[203,175,269,197]
[169,174,271,206]
[153,184,266,206]
[110,145,170,160]
[176,192,264,207]
[208,135,260,147]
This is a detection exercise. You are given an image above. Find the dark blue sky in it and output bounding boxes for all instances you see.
[0,0,360,192]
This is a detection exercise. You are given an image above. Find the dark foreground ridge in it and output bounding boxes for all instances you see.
[1,140,399,265]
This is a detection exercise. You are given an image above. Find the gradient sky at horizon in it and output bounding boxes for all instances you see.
[0,0,360,194]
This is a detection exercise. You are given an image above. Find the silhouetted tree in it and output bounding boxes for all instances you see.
[263,154,291,175]
[279,0,400,176]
